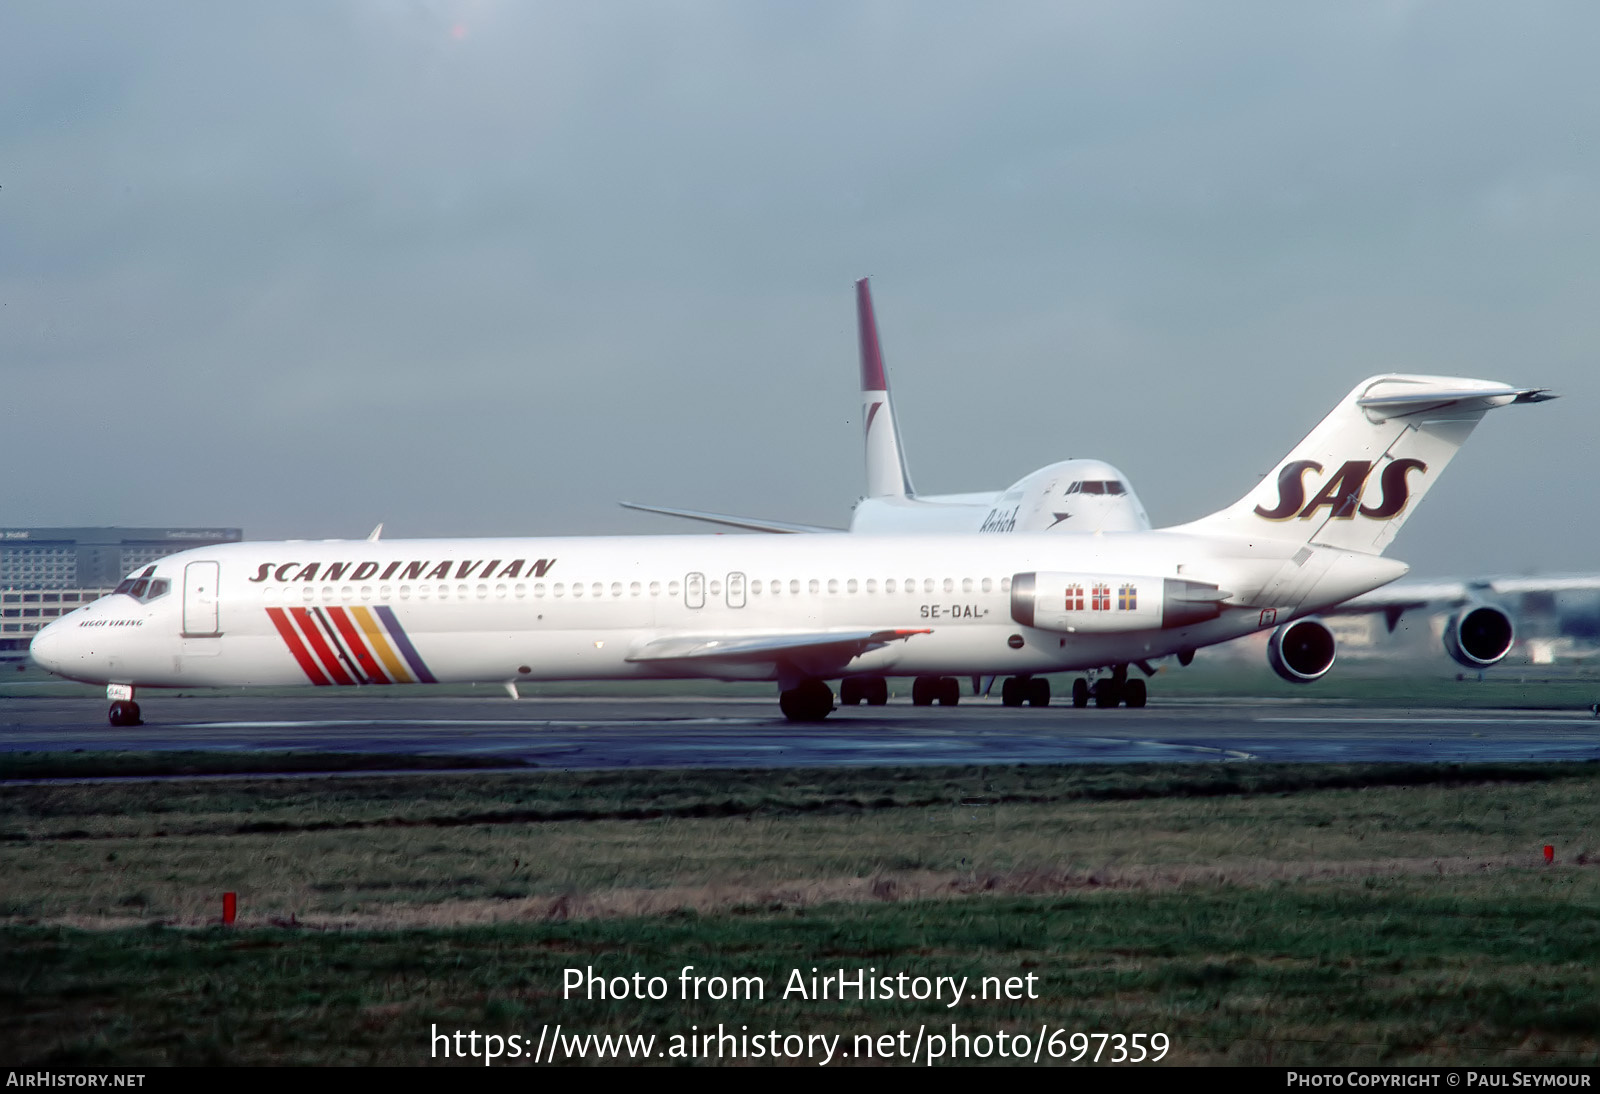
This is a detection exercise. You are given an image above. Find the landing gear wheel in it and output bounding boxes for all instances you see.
[912,676,939,706]
[840,678,864,706]
[779,680,834,722]
[1093,679,1121,708]
[938,677,961,706]
[1001,677,1025,707]
[865,677,889,706]
[1123,678,1147,708]
[1027,677,1051,707]
[1072,678,1090,708]
[108,700,142,727]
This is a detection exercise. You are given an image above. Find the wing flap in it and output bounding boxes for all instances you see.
[625,627,930,665]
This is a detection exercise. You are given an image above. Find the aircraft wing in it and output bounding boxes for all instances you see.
[625,627,930,666]
[619,501,844,535]
[1328,575,1600,631]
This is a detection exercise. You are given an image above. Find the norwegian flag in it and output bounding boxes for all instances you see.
[1091,583,1111,611]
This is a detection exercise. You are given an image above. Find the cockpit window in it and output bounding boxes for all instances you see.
[1064,480,1127,496]
[115,575,171,602]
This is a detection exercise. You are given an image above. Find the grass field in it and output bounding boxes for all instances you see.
[3,761,1596,1065]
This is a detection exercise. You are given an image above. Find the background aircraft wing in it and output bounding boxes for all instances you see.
[619,501,844,534]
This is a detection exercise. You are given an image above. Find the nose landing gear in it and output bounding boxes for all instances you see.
[108,700,142,727]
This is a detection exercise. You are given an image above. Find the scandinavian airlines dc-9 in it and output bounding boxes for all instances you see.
[30,374,1550,725]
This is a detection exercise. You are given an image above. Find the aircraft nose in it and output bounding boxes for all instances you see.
[29,616,72,675]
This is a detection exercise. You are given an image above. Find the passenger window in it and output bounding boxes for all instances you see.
[848,579,858,594]
[611,582,622,597]
[649,581,661,596]
[751,580,763,595]
[827,579,838,594]
[630,582,641,596]
[981,577,993,594]
[789,580,800,595]
[961,578,972,594]
[865,579,876,593]
[808,579,820,595]
[885,579,896,594]
[924,579,935,594]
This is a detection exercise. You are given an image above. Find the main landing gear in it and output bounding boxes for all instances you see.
[838,676,889,706]
[1000,675,1051,707]
[997,667,1149,709]
[779,679,835,722]
[911,676,961,706]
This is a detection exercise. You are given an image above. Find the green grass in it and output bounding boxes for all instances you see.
[2,762,1595,1065]
[4,877,1596,1065]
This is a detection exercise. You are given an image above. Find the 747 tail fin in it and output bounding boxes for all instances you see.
[857,278,915,499]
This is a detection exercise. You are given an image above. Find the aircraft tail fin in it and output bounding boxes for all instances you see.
[1180,374,1553,555]
[857,278,915,498]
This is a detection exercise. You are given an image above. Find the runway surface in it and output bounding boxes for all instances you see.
[5,694,1599,768]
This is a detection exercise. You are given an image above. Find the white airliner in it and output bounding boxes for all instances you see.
[30,373,1549,726]
[622,278,1152,538]
[627,279,1546,706]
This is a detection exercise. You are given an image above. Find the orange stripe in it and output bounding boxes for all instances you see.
[350,606,412,683]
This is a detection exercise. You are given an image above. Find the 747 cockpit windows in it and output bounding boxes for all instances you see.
[113,566,171,603]
[1063,480,1127,496]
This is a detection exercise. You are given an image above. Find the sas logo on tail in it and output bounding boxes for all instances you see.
[1254,458,1427,521]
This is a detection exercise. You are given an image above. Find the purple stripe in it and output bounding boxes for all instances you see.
[374,605,437,684]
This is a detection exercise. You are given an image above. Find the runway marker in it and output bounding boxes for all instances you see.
[223,892,236,925]
[1544,845,1554,864]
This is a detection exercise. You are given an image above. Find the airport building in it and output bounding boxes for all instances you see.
[2,527,241,661]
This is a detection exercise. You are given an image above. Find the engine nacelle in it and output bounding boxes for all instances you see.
[1267,618,1337,683]
[1011,573,1225,634]
[1443,604,1515,668]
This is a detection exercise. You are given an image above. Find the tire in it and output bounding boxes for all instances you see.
[840,678,863,706]
[866,678,889,706]
[1071,678,1090,708]
[938,677,960,706]
[1124,678,1147,708]
[1001,677,1024,707]
[1093,679,1121,708]
[912,677,938,706]
[780,681,834,722]
[1027,677,1050,707]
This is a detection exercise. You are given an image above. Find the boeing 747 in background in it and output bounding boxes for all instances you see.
[30,372,1550,725]
[622,278,1153,539]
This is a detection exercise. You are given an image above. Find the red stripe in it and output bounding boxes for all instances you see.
[289,607,355,685]
[856,277,889,391]
[266,607,330,686]
[326,606,390,684]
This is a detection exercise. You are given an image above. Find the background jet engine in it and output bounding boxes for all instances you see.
[1267,618,1337,683]
[1442,603,1515,668]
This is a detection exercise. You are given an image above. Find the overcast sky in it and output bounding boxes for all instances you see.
[3,2,1596,577]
